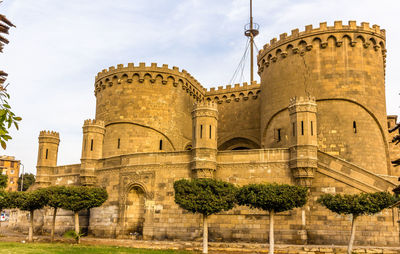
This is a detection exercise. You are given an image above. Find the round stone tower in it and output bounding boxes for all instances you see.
[36,130,60,187]
[191,101,218,178]
[258,21,389,175]
[94,63,204,157]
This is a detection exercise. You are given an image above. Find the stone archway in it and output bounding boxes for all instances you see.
[218,137,260,150]
[124,185,146,236]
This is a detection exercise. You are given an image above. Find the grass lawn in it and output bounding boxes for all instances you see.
[0,242,194,254]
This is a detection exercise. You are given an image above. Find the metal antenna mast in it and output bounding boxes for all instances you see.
[244,0,259,82]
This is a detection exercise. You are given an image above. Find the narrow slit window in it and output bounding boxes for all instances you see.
[159,140,163,150]
[200,125,203,138]
[45,149,48,159]
[301,121,304,135]
[311,121,314,136]
[117,138,120,149]
[292,123,295,136]
[353,121,357,133]
[209,125,212,139]
[277,129,281,142]
[90,139,94,151]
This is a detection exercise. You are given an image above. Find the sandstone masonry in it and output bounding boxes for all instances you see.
[10,21,400,246]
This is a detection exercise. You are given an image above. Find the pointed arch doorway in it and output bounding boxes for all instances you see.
[124,185,146,236]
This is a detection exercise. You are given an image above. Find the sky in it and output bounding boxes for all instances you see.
[1,0,400,174]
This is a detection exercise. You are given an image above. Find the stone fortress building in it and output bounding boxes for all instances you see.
[25,21,400,245]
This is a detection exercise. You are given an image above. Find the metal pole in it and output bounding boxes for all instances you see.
[250,0,254,82]
[20,163,24,191]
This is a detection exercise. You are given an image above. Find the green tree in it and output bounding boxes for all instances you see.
[17,173,35,191]
[61,186,108,243]
[318,192,397,254]
[236,183,308,254]
[174,178,237,254]
[0,174,7,189]
[14,189,49,242]
[45,186,68,242]
[0,189,8,210]
[0,8,21,149]
[0,190,9,231]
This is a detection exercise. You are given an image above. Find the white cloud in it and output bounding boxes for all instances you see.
[1,0,400,173]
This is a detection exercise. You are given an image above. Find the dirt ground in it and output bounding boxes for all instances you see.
[1,224,400,254]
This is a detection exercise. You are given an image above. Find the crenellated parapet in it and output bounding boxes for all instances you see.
[39,130,60,138]
[288,96,317,115]
[94,62,205,101]
[83,119,105,135]
[205,81,260,104]
[39,130,60,144]
[192,101,218,120]
[257,21,387,75]
[83,119,105,127]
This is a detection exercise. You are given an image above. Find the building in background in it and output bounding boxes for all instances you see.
[0,155,20,192]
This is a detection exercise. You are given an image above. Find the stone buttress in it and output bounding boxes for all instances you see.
[35,131,60,188]
[191,101,218,178]
[80,119,105,186]
[288,96,318,187]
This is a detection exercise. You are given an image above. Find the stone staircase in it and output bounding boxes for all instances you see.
[317,151,397,192]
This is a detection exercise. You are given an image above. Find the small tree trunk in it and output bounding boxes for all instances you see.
[28,210,34,242]
[203,214,208,254]
[269,210,274,254]
[348,215,357,254]
[51,207,57,242]
[74,211,80,244]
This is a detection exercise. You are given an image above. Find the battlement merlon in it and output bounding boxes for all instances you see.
[205,81,259,96]
[288,96,317,115]
[82,119,106,135]
[94,62,206,96]
[258,20,386,60]
[192,101,218,120]
[83,119,105,127]
[193,100,218,110]
[38,130,60,145]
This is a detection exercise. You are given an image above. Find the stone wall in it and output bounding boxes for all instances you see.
[205,82,261,150]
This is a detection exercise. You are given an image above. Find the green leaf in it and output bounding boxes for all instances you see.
[1,140,6,149]
[13,121,18,130]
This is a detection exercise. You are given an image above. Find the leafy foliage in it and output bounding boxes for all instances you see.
[0,9,20,149]
[173,178,237,216]
[17,173,36,191]
[45,185,68,209]
[0,189,9,210]
[317,192,398,217]
[4,191,20,208]
[63,230,85,241]
[236,183,308,212]
[0,174,7,189]
[61,186,108,212]
[13,189,49,212]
